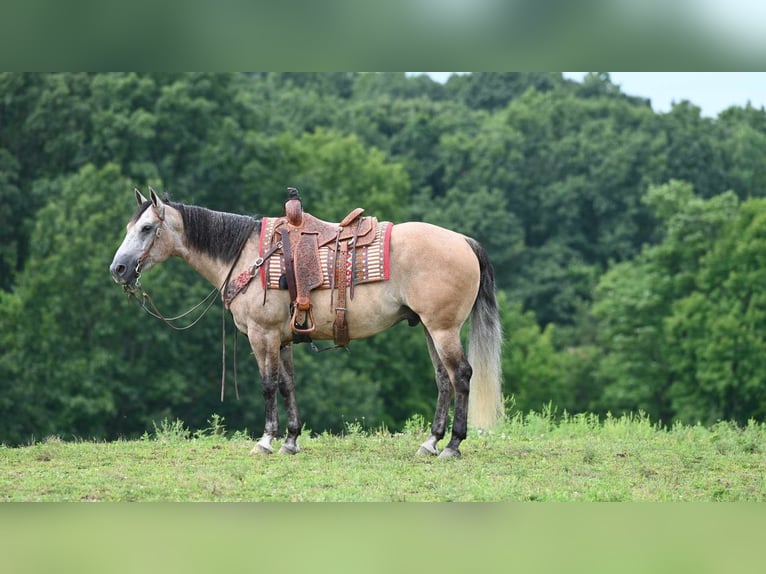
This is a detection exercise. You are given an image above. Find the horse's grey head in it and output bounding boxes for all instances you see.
[110,187,170,292]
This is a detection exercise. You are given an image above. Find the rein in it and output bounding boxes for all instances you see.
[135,286,220,331]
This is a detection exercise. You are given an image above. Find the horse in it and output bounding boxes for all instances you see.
[110,188,503,458]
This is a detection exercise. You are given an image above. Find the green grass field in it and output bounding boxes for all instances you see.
[2,412,764,502]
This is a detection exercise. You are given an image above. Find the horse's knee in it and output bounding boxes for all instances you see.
[260,377,279,398]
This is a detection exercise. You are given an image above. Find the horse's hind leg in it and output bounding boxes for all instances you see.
[417,328,452,457]
[422,327,472,459]
[277,344,302,454]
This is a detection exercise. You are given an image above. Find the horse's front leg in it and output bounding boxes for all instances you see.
[277,344,301,454]
[248,329,282,455]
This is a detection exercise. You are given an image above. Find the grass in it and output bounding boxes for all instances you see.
[1,412,764,502]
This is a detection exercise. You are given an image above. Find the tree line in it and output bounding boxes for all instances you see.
[2,72,766,445]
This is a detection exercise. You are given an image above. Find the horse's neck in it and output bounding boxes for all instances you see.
[178,248,232,288]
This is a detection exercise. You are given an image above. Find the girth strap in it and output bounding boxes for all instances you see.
[333,239,350,347]
[280,228,297,302]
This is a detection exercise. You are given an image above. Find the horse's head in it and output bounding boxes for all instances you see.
[110,187,178,292]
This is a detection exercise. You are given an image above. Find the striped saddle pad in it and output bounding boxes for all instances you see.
[259,216,393,292]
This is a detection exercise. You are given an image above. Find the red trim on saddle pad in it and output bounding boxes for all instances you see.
[383,221,393,281]
[259,218,270,291]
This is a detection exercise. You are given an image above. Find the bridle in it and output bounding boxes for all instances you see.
[125,208,223,331]
[129,209,166,295]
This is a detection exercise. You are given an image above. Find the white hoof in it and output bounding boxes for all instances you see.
[437,447,461,459]
[417,436,439,456]
[417,444,438,456]
[278,443,301,455]
[250,436,274,454]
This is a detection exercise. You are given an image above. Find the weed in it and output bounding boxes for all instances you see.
[342,417,366,437]
[151,418,190,443]
[402,413,427,436]
[582,446,597,465]
[194,413,227,440]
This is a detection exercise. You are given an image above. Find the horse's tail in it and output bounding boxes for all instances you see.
[465,238,504,429]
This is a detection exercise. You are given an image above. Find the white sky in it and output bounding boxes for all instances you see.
[418,72,766,118]
[564,72,766,117]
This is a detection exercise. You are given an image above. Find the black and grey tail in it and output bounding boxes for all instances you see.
[465,238,504,429]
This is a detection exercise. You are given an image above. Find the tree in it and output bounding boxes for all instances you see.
[1,164,138,443]
[717,105,766,200]
[270,128,410,222]
[592,181,740,422]
[448,72,563,111]
[498,86,663,324]
[500,295,570,414]
[0,164,267,444]
[0,149,22,290]
[665,198,766,424]
[658,101,727,199]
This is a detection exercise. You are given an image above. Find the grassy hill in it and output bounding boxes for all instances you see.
[2,412,764,502]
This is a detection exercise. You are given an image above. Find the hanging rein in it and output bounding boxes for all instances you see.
[124,214,280,402]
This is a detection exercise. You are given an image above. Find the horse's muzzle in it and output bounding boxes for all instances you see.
[110,257,139,287]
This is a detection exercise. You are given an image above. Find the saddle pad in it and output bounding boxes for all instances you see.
[260,217,393,291]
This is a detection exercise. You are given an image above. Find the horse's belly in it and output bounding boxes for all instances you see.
[301,282,406,341]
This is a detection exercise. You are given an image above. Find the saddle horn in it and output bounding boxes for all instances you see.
[285,187,303,227]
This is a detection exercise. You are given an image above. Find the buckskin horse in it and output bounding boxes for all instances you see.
[110,188,503,458]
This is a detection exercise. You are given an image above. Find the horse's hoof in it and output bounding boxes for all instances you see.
[278,444,301,455]
[437,447,461,459]
[250,443,273,455]
[417,444,438,456]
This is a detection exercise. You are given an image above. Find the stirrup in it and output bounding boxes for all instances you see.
[291,304,316,334]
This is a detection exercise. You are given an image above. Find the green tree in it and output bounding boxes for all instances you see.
[498,86,663,324]
[717,105,766,200]
[592,181,740,422]
[500,295,570,414]
[0,149,22,290]
[271,128,410,222]
[0,164,264,444]
[658,101,727,199]
[1,164,137,442]
[447,72,563,111]
[665,198,766,424]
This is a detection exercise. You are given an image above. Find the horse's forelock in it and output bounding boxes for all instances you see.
[129,200,153,224]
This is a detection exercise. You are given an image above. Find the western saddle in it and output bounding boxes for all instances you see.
[274,188,378,347]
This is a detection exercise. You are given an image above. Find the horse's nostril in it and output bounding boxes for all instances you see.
[110,262,128,280]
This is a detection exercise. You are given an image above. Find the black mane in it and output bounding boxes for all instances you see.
[171,202,261,264]
[131,200,261,264]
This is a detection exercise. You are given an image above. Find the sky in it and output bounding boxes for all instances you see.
[563,72,766,117]
[419,72,766,118]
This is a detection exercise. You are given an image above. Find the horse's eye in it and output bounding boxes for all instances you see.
[141,224,153,233]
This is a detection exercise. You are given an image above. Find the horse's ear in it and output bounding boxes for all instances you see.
[134,187,148,206]
[149,187,165,220]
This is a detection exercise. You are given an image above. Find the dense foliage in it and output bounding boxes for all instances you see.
[2,72,766,445]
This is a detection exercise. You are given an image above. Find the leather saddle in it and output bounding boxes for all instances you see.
[272,188,378,346]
